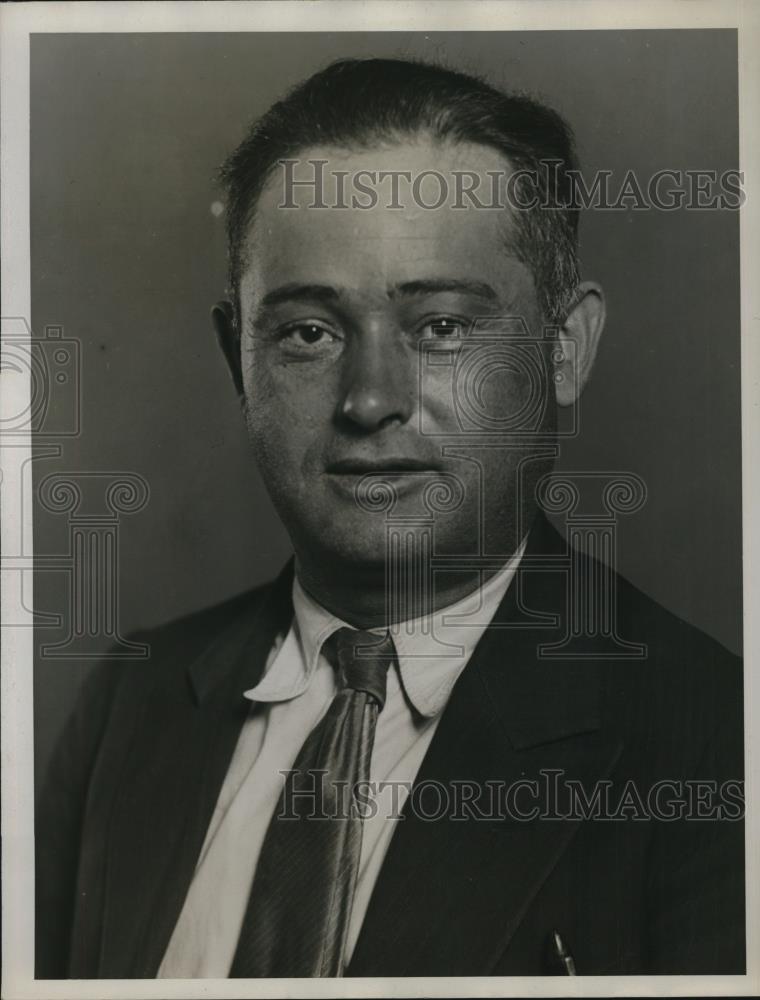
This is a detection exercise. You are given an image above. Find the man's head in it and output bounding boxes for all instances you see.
[220,58,584,328]
[213,58,604,604]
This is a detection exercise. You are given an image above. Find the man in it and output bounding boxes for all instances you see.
[36,57,744,978]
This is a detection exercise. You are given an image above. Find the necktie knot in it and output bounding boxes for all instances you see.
[331,627,395,710]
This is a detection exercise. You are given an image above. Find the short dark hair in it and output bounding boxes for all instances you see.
[219,57,581,324]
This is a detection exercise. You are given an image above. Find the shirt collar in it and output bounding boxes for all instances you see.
[246,538,527,718]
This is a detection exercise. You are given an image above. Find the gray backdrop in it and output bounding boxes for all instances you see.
[31,30,742,781]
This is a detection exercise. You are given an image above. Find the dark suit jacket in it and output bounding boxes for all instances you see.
[35,513,745,977]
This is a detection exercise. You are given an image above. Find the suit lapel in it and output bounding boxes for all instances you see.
[97,563,294,978]
[347,515,623,976]
[96,514,622,977]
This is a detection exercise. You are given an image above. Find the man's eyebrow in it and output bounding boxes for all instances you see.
[259,283,342,308]
[254,278,499,315]
[391,279,498,300]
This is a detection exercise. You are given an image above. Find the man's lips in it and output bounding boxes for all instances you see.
[326,458,442,474]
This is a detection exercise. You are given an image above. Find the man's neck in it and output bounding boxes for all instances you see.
[294,545,526,629]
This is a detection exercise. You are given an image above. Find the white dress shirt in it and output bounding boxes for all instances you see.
[158,542,525,978]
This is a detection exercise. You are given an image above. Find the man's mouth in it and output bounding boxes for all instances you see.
[326,457,441,475]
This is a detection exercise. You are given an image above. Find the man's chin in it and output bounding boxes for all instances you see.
[292,517,429,574]
[306,530,392,570]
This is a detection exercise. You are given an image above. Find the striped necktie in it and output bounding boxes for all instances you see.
[229,627,396,978]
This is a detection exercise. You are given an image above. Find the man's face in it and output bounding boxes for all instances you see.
[236,138,557,573]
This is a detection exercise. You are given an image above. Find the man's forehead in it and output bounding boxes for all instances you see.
[241,137,527,299]
[254,137,515,213]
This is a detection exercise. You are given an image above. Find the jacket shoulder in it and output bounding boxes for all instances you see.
[139,580,275,662]
[593,556,743,770]
[81,576,280,710]
[610,562,741,673]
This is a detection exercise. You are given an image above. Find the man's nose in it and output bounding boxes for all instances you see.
[337,330,415,432]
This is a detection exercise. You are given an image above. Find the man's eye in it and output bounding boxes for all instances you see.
[421,318,466,340]
[279,323,338,351]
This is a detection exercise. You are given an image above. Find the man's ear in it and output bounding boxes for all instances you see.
[212,300,245,400]
[553,281,606,407]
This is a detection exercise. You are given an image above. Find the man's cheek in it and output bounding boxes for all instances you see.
[417,367,461,435]
[418,353,529,435]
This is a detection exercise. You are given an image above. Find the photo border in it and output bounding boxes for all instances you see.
[2,2,758,997]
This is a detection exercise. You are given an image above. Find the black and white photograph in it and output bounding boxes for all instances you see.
[1,2,758,997]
